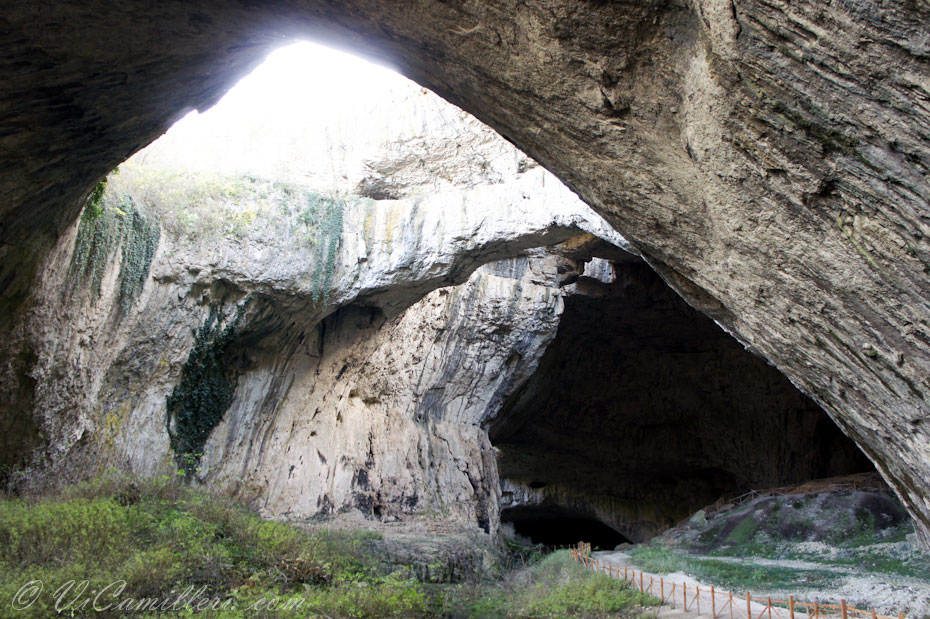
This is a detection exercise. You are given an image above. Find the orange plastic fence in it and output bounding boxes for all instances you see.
[567,546,905,619]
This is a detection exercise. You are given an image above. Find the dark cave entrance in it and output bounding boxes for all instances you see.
[490,247,877,543]
[502,507,631,549]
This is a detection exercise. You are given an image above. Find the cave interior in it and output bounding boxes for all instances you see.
[489,248,876,546]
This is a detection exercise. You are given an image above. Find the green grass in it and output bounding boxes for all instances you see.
[0,473,658,618]
[0,472,405,618]
[629,546,839,592]
[822,552,930,579]
[773,541,930,580]
[436,551,660,617]
[725,516,758,545]
[108,164,346,245]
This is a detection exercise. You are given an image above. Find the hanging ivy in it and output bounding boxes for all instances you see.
[166,303,247,477]
[117,202,160,313]
[66,192,123,301]
[65,188,159,314]
[298,193,344,306]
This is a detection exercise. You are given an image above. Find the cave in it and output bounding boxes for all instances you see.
[3,1,930,549]
[502,506,631,549]
[490,249,877,542]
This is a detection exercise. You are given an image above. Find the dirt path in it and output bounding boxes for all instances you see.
[592,551,816,619]
[592,548,929,617]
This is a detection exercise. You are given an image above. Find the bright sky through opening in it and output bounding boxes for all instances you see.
[191,41,402,129]
[132,41,441,189]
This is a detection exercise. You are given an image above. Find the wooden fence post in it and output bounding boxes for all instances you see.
[560,557,909,619]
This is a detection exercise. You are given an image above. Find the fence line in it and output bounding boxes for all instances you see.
[706,474,887,516]
[568,544,905,619]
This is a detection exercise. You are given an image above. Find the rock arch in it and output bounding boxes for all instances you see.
[2,1,930,546]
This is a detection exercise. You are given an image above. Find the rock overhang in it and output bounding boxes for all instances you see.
[2,0,930,547]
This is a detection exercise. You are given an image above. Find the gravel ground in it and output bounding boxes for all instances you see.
[600,549,930,617]
[693,553,930,616]
[634,486,930,616]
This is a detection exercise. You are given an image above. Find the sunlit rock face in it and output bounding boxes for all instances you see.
[197,253,567,530]
[2,80,626,534]
[3,0,930,546]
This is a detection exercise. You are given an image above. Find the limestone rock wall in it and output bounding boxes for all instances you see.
[3,0,930,546]
[2,83,624,533]
[197,253,566,531]
[13,165,606,467]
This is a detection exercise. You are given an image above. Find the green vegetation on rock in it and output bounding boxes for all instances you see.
[724,515,758,546]
[65,182,160,313]
[299,192,345,305]
[110,165,345,247]
[84,175,109,219]
[166,304,247,476]
[108,165,349,304]
[117,198,161,312]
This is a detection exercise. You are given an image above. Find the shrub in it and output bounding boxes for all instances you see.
[440,551,659,618]
[0,473,656,618]
[0,472,385,618]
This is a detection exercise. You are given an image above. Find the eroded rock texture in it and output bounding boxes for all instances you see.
[1,82,629,535]
[2,0,930,544]
[197,253,567,530]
